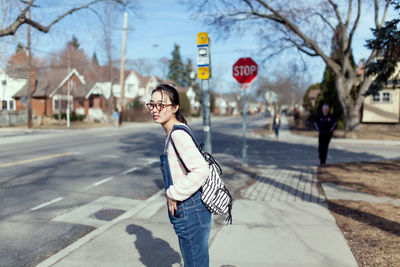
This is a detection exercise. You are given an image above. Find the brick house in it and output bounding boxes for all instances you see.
[13,68,90,118]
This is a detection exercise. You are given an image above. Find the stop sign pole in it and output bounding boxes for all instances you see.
[233,57,258,167]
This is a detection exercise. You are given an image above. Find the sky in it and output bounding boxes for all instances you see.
[1,0,397,95]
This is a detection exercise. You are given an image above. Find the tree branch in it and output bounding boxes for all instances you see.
[242,0,283,23]
[374,0,379,28]
[345,0,353,26]
[0,0,124,37]
[347,0,361,52]
[380,0,391,27]
[256,0,341,74]
[327,0,344,26]
[314,12,335,31]
[284,38,318,57]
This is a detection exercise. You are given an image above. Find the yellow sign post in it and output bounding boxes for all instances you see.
[197,32,210,80]
[196,32,212,153]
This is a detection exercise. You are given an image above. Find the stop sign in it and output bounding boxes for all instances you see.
[233,57,258,84]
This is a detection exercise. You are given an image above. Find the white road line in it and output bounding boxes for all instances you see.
[121,167,138,175]
[101,155,120,159]
[147,158,159,164]
[30,197,63,211]
[93,177,114,186]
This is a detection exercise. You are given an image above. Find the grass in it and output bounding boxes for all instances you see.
[317,160,400,267]
[287,116,400,140]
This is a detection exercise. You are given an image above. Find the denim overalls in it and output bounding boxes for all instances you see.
[160,125,211,267]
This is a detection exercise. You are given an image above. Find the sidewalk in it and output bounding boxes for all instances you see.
[36,118,360,267]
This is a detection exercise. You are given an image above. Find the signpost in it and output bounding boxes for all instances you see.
[197,32,212,153]
[233,57,258,167]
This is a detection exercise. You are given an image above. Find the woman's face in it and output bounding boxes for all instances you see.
[149,90,176,125]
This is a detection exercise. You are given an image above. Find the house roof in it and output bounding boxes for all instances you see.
[14,67,90,98]
[83,65,123,83]
[158,79,188,92]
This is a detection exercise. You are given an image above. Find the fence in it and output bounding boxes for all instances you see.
[0,111,27,126]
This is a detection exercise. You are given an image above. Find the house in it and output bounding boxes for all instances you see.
[13,68,92,118]
[112,71,158,106]
[214,96,228,115]
[307,88,321,108]
[85,82,113,121]
[0,69,27,111]
[361,62,400,123]
[186,86,201,113]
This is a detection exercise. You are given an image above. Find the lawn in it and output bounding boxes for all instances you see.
[317,161,400,267]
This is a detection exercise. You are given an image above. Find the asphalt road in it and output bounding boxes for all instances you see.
[1,116,399,266]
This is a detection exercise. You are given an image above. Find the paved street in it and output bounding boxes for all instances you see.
[1,116,400,266]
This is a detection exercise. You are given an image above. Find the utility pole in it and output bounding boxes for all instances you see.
[119,11,128,125]
[242,88,248,167]
[67,52,71,128]
[26,7,33,128]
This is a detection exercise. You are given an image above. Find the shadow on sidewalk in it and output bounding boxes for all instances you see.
[126,224,181,267]
[327,201,400,236]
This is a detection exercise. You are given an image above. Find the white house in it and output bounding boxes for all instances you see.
[85,82,113,121]
[215,96,228,115]
[113,72,159,105]
[186,86,201,110]
[141,76,158,102]
[0,69,26,111]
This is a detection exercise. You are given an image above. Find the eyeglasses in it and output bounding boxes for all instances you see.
[146,102,174,111]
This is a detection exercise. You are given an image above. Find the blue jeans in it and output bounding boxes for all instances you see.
[168,191,211,267]
[160,133,211,267]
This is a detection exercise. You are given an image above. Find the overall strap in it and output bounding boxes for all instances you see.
[164,125,198,153]
[168,125,199,173]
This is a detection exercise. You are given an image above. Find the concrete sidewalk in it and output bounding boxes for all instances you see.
[37,159,358,267]
[34,116,362,266]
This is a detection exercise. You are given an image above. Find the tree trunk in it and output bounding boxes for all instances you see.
[335,63,362,133]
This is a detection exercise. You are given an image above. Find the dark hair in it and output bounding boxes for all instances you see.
[151,84,187,125]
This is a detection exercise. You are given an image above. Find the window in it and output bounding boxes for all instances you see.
[78,99,84,107]
[1,100,7,110]
[382,92,391,102]
[372,91,392,103]
[9,100,14,110]
[372,93,380,102]
[127,84,134,94]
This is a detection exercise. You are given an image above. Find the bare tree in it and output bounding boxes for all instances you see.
[183,0,392,132]
[158,57,170,79]
[0,0,134,37]
[128,58,156,76]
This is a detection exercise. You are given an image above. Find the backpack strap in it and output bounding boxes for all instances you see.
[167,125,198,173]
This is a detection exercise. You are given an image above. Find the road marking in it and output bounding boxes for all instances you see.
[93,177,114,186]
[0,152,72,168]
[30,197,63,211]
[121,167,138,175]
[147,158,159,164]
[101,155,120,159]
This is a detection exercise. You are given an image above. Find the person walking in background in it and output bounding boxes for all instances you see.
[146,84,211,267]
[314,104,337,165]
[113,109,119,128]
[273,113,281,138]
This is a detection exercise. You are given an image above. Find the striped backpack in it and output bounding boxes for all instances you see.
[170,125,233,224]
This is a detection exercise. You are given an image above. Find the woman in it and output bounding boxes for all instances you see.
[146,84,211,267]
[273,113,281,138]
